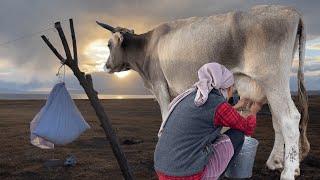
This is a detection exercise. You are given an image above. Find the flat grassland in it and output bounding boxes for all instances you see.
[0,97,319,179]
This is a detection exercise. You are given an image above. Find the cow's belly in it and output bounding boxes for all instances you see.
[166,66,266,104]
[172,75,266,103]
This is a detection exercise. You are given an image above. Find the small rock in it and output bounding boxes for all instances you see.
[122,138,143,145]
[44,155,77,168]
[64,155,77,167]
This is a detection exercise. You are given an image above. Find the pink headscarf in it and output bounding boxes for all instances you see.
[193,62,234,106]
[168,62,234,109]
[158,62,234,137]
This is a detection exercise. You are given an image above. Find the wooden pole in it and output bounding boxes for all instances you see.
[41,19,134,180]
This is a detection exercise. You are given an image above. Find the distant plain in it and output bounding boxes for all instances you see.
[0,96,319,179]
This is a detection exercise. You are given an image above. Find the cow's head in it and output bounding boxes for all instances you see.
[96,21,134,73]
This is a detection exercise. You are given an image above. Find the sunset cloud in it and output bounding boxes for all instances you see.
[0,0,319,94]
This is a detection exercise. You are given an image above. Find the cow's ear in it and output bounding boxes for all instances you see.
[114,32,124,45]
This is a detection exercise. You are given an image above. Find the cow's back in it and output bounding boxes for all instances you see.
[154,5,301,96]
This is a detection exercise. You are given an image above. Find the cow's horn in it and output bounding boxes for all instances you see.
[96,21,116,33]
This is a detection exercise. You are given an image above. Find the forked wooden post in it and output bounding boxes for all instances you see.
[41,19,134,180]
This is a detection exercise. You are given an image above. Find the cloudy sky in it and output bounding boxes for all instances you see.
[0,0,319,95]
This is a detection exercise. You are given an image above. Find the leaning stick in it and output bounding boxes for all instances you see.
[41,19,134,180]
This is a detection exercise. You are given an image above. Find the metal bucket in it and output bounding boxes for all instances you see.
[224,136,259,179]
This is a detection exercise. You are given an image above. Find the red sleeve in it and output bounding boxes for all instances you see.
[213,102,256,136]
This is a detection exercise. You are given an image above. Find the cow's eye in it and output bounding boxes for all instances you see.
[108,43,112,49]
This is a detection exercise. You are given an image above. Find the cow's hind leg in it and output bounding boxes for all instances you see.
[266,87,300,180]
[266,113,285,170]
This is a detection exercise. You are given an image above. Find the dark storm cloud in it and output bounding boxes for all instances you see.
[77,0,320,37]
[0,0,319,93]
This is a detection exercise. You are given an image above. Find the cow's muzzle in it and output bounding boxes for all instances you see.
[105,63,130,73]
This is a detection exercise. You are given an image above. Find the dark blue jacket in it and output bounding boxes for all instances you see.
[154,88,225,176]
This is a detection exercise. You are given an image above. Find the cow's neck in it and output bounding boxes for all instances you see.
[126,32,153,88]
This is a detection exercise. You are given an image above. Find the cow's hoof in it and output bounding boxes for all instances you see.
[295,168,300,176]
[280,168,299,180]
[299,139,310,161]
[266,157,284,170]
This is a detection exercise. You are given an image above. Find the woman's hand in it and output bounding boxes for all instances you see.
[249,102,263,115]
[233,98,263,118]
[233,98,251,110]
[244,102,262,136]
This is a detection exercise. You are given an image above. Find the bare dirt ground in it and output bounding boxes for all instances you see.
[0,96,319,180]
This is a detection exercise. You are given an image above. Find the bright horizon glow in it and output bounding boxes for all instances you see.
[114,71,130,78]
[85,39,131,79]
[83,39,109,72]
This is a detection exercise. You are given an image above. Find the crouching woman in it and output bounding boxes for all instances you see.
[154,62,262,180]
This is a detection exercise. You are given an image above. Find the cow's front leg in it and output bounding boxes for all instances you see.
[267,113,285,170]
[152,81,171,121]
[266,89,300,180]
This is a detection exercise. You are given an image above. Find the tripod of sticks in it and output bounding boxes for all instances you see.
[41,19,133,180]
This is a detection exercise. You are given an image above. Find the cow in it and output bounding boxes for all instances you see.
[97,5,309,180]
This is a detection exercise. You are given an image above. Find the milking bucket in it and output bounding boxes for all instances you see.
[224,136,259,179]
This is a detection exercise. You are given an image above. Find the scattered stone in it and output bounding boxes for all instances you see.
[64,155,77,167]
[122,137,143,145]
[44,155,77,168]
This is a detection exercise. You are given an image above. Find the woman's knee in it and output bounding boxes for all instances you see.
[224,129,245,149]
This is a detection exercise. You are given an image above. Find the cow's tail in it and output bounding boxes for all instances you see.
[297,17,310,160]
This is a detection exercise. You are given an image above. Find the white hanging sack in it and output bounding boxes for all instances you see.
[30,108,55,149]
[30,82,90,147]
